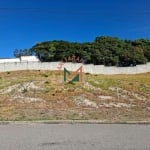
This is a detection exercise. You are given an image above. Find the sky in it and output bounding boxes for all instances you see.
[0,0,150,58]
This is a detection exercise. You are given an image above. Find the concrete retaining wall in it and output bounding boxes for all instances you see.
[0,61,149,74]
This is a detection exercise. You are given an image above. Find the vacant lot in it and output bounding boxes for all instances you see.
[0,70,149,121]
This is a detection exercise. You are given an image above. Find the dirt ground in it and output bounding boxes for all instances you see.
[0,70,149,121]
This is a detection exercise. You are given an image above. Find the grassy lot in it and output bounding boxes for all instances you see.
[0,70,150,122]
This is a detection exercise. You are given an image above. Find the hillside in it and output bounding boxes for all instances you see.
[0,70,150,122]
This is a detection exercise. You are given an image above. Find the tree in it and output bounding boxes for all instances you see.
[31,41,57,62]
[14,49,32,58]
[22,36,150,66]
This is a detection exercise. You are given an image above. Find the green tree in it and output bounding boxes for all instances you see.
[25,36,150,65]
[14,49,32,58]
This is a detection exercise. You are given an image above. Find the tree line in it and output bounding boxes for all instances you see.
[14,36,150,66]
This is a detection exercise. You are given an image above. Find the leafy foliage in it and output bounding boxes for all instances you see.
[14,36,150,66]
[14,49,32,58]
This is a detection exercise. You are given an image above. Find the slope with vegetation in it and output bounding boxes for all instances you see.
[0,70,149,121]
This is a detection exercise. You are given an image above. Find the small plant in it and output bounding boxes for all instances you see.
[44,89,50,93]
[129,82,133,85]
[42,74,49,78]
[85,72,91,75]
[22,88,28,93]
[68,81,75,85]
[44,81,49,84]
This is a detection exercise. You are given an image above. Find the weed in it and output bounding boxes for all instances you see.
[129,82,133,85]
[44,81,49,84]
[85,72,91,75]
[42,74,49,78]
[22,88,28,93]
[44,89,50,93]
[67,81,75,85]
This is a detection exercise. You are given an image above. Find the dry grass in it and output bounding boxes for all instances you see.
[0,70,149,121]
